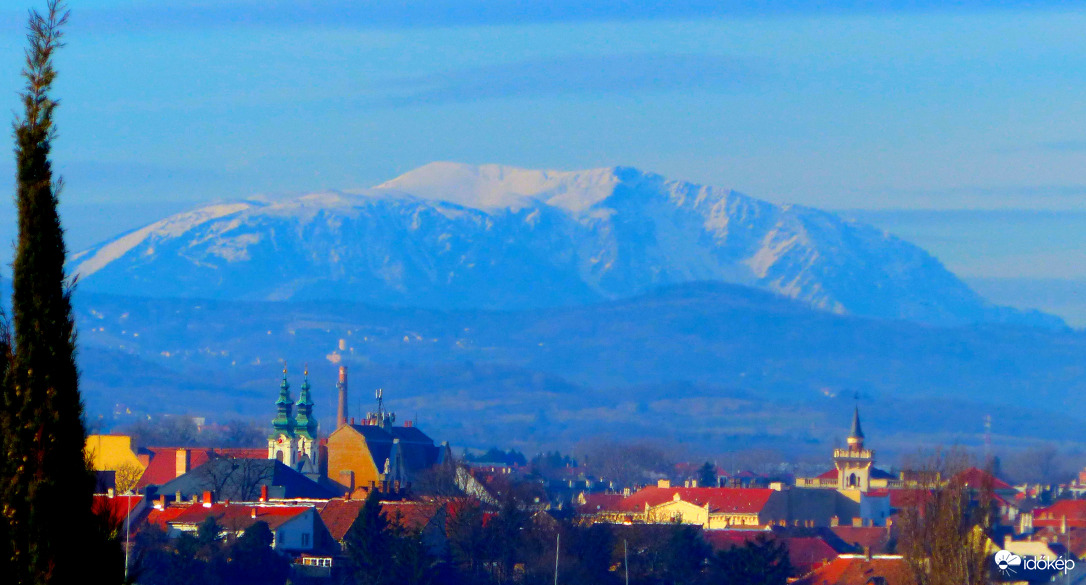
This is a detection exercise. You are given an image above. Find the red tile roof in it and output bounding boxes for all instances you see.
[578,493,625,513]
[146,505,190,529]
[92,494,143,524]
[136,447,214,489]
[618,487,774,514]
[793,555,914,585]
[316,499,365,541]
[788,537,843,572]
[889,489,932,509]
[953,467,1013,491]
[210,448,267,460]
[702,531,838,574]
[382,501,444,532]
[830,526,895,554]
[166,502,311,533]
[818,469,839,480]
[1033,500,1086,528]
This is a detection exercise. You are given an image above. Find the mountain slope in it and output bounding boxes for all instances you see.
[70,163,1060,327]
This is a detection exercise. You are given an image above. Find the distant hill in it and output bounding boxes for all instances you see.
[69,162,1061,328]
[72,282,1086,456]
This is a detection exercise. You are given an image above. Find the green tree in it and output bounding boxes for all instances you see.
[226,521,289,585]
[343,490,395,585]
[0,2,121,584]
[446,500,488,583]
[710,535,792,585]
[657,524,710,585]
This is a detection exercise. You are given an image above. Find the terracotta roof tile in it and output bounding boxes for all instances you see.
[793,555,914,585]
[578,493,625,513]
[618,487,775,514]
[316,499,365,541]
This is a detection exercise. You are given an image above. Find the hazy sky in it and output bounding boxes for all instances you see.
[0,2,1084,309]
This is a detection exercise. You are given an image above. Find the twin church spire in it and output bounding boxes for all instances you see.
[270,365,318,438]
[268,365,319,469]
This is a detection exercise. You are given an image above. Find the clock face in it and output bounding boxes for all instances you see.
[278,437,284,444]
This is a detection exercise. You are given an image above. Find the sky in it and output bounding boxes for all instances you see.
[0,1,1085,320]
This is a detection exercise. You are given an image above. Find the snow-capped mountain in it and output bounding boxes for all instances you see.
[69,162,1060,327]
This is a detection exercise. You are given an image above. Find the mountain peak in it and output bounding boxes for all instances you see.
[376,161,634,213]
[66,162,1063,328]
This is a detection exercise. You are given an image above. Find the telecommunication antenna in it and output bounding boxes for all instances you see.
[984,414,993,463]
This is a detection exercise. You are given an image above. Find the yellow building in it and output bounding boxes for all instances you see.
[85,434,143,472]
[85,434,145,492]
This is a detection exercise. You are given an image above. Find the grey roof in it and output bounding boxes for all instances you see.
[849,407,864,439]
[157,458,338,501]
[347,424,440,480]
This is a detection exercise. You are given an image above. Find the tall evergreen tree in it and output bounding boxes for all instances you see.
[0,2,120,583]
[343,490,394,585]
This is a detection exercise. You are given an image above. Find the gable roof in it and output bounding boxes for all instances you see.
[1033,500,1086,528]
[618,487,775,514]
[382,501,445,532]
[953,467,1013,491]
[578,493,625,513]
[92,494,144,526]
[889,489,932,509]
[793,555,914,585]
[316,499,365,541]
[703,531,838,574]
[157,458,338,501]
[137,447,214,489]
[829,526,896,554]
[165,502,313,533]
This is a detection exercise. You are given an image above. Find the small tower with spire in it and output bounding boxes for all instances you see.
[293,365,319,464]
[847,406,864,451]
[268,365,299,466]
[834,406,874,492]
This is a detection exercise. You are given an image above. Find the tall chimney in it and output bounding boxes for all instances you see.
[337,366,348,429]
[175,449,190,478]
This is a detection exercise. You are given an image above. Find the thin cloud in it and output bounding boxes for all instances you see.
[1037,140,1086,152]
[0,1,1078,32]
[370,53,760,107]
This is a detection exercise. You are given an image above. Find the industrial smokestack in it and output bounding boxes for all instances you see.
[337,366,348,429]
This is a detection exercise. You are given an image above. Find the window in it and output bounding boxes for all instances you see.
[301,533,310,547]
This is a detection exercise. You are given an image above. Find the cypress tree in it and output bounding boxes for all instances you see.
[0,2,120,583]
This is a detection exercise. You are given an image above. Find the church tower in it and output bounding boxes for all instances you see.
[293,366,319,465]
[834,406,874,492]
[268,366,298,466]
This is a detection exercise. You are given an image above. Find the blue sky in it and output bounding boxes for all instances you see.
[1,1,1085,319]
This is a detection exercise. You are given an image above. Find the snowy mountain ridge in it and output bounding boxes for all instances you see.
[70,162,1062,327]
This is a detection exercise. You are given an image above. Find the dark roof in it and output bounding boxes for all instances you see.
[849,407,864,439]
[345,424,440,481]
[158,458,338,501]
[870,467,895,480]
[391,426,434,444]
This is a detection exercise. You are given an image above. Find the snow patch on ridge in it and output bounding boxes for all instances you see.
[72,202,252,278]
